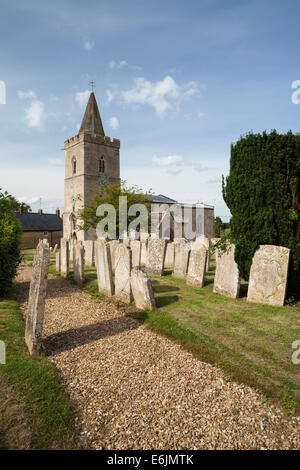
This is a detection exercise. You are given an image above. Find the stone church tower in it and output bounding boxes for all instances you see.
[63,92,120,241]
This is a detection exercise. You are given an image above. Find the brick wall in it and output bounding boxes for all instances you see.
[20,231,63,249]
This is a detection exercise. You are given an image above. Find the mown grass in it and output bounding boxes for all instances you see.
[0,295,78,449]
[47,250,300,414]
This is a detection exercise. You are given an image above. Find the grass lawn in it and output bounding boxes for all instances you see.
[48,251,300,415]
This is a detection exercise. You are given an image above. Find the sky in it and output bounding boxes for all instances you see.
[1,0,300,220]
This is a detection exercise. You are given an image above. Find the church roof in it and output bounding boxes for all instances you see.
[79,92,105,136]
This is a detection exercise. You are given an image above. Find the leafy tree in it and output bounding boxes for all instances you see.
[4,194,32,212]
[78,180,153,238]
[222,130,300,282]
[0,189,22,296]
[215,216,223,237]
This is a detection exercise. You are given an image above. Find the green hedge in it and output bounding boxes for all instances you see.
[222,130,300,282]
[0,190,22,296]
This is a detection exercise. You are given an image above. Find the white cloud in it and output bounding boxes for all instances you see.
[197,111,206,118]
[18,90,37,100]
[121,76,202,116]
[106,89,114,103]
[109,59,141,71]
[84,39,95,50]
[152,155,183,166]
[75,90,90,107]
[107,116,119,130]
[24,100,45,129]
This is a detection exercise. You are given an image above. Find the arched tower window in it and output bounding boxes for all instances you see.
[99,157,105,173]
[72,157,77,175]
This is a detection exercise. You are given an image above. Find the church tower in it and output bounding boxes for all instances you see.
[63,92,120,241]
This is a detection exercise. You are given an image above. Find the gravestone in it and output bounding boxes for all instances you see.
[146,238,167,276]
[109,240,120,269]
[52,244,58,254]
[131,240,141,267]
[194,235,211,271]
[165,242,174,268]
[213,244,240,299]
[95,239,114,296]
[186,246,207,288]
[60,238,69,278]
[173,238,191,279]
[83,240,94,267]
[115,243,133,302]
[247,245,290,306]
[25,240,50,356]
[141,242,148,266]
[73,243,85,285]
[130,268,156,310]
[69,240,74,261]
[56,252,61,273]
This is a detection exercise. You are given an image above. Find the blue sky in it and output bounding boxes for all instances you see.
[1,0,300,220]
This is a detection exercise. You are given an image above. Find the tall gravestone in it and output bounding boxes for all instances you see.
[25,240,50,356]
[60,238,69,278]
[83,240,94,267]
[165,242,174,268]
[131,240,141,267]
[173,238,191,279]
[130,268,156,310]
[213,244,240,299]
[193,235,211,272]
[56,252,61,273]
[140,242,148,266]
[146,238,167,276]
[95,239,114,296]
[109,240,120,270]
[247,245,290,306]
[115,243,133,302]
[73,243,85,285]
[186,246,207,288]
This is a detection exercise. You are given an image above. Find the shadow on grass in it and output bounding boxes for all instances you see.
[155,295,180,308]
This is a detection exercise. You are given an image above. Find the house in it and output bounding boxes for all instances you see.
[15,208,63,249]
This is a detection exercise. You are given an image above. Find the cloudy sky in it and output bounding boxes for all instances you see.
[1,0,300,220]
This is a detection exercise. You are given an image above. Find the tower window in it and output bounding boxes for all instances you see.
[72,158,77,174]
[99,157,105,173]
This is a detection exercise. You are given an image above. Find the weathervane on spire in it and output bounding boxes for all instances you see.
[90,80,95,92]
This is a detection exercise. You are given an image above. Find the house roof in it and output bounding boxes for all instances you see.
[79,92,105,136]
[149,194,178,204]
[15,213,63,232]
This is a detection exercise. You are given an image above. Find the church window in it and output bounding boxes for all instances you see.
[99,157,105,173]
[73,158,76,174]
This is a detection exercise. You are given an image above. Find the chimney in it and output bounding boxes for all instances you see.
[38,209,43,215]
[56,208,60,218]
[18,206,23,214]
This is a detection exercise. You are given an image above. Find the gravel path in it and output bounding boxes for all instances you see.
[17,266,300,450]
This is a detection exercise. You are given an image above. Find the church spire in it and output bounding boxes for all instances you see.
[79,92,105,136]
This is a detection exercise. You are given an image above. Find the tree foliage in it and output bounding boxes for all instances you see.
[0,189,22,296]
[222,130,300,281]
[78,180,153,238]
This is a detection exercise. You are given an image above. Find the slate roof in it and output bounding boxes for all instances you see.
[15,213,63,232]
[79,92,105,136]
[149,194,177,204]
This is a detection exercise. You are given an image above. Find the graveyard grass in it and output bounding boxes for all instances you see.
[0,289,78,449]
[49,254,300,416]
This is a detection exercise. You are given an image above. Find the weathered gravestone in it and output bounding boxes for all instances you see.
[56,252,61,273]
[247,245,290,306]
[193,235,210,272]
[130,268,156,310]
[186,246,207,288]
[109,240,120,270]
[95,239,114,296]
[140,242,148,266]
[60,238,69,278]
[52,244,58,254]
[130,240,141,267]
[25,240,50,356]
[173,238,191,279]
[213,243,240,299]
[146,238,167,276]
[83,240,94,267]
[165,242,174,268]
[73,243,85,285]
[115,243,133,302]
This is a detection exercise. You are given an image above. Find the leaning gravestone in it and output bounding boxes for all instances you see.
[73,243,85,285]
[130,268,156,310]
[140,242,148,266]
[186,246,207,288]
[165,242,174,268]
[109,240,120,270]
[213,243,240,299]
[247,245,290,306]
[83,240,94,267]
[115,243,133,302]
[95,239,114,296]
[173,238,191,279]
[52,244,58,254]
[131,240,141,267]
[56,252,61,273]
[25,240,50,356]
[146,238,167,276]
[60,238,69,278]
